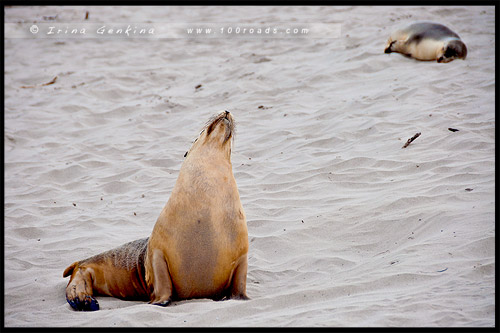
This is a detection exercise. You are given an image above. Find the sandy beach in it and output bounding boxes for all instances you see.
[4,5,495,327]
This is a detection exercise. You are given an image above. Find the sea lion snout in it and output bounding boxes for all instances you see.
[212,111,235,143]
[209,110,233,127]
[222,110,233,123]
[222,111,233,127]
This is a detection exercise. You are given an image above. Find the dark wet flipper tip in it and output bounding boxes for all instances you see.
[67,298,79,311]
[84,296,99,311]
[67,296,99,311]
[152,300,171,307]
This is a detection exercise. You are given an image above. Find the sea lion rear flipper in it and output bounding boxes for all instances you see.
[63,261,78,277]
[64,265,99,311]
[384,40,396,53]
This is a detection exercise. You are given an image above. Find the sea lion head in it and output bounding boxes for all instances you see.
[438,39,467,63]
[184,110,235,159]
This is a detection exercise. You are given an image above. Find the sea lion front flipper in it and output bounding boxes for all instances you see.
[149,249,173,306]
[228,256,250,300]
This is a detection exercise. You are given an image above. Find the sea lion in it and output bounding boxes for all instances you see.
[384,22,467,63]
[145,110,249,306]
[63,110,249,311]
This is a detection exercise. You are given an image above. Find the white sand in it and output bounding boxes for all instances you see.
[4,5,495,327]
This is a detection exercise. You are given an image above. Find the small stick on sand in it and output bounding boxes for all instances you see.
[41,76,58,86]
[21,76,58,89]
[85,11,89,20]
[402,132,421,149]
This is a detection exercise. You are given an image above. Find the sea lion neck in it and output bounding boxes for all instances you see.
[185,139,232,167]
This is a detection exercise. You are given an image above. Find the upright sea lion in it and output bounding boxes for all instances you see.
[384,22,467,63]
[145,110,249,306]
[63,110,249,311]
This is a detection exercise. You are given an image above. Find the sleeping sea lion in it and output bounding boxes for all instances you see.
[384,22,467,62]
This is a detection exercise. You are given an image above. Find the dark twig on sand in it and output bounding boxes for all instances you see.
[402,132,421,149]
[20,76,58,89]
[41,76,58,86]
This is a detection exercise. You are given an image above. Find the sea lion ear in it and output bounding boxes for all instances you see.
[184,151,188,157]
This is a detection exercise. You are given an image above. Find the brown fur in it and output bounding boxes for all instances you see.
[63,111,249,311]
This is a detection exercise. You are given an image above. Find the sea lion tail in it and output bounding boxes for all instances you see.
[63,262,78,277]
